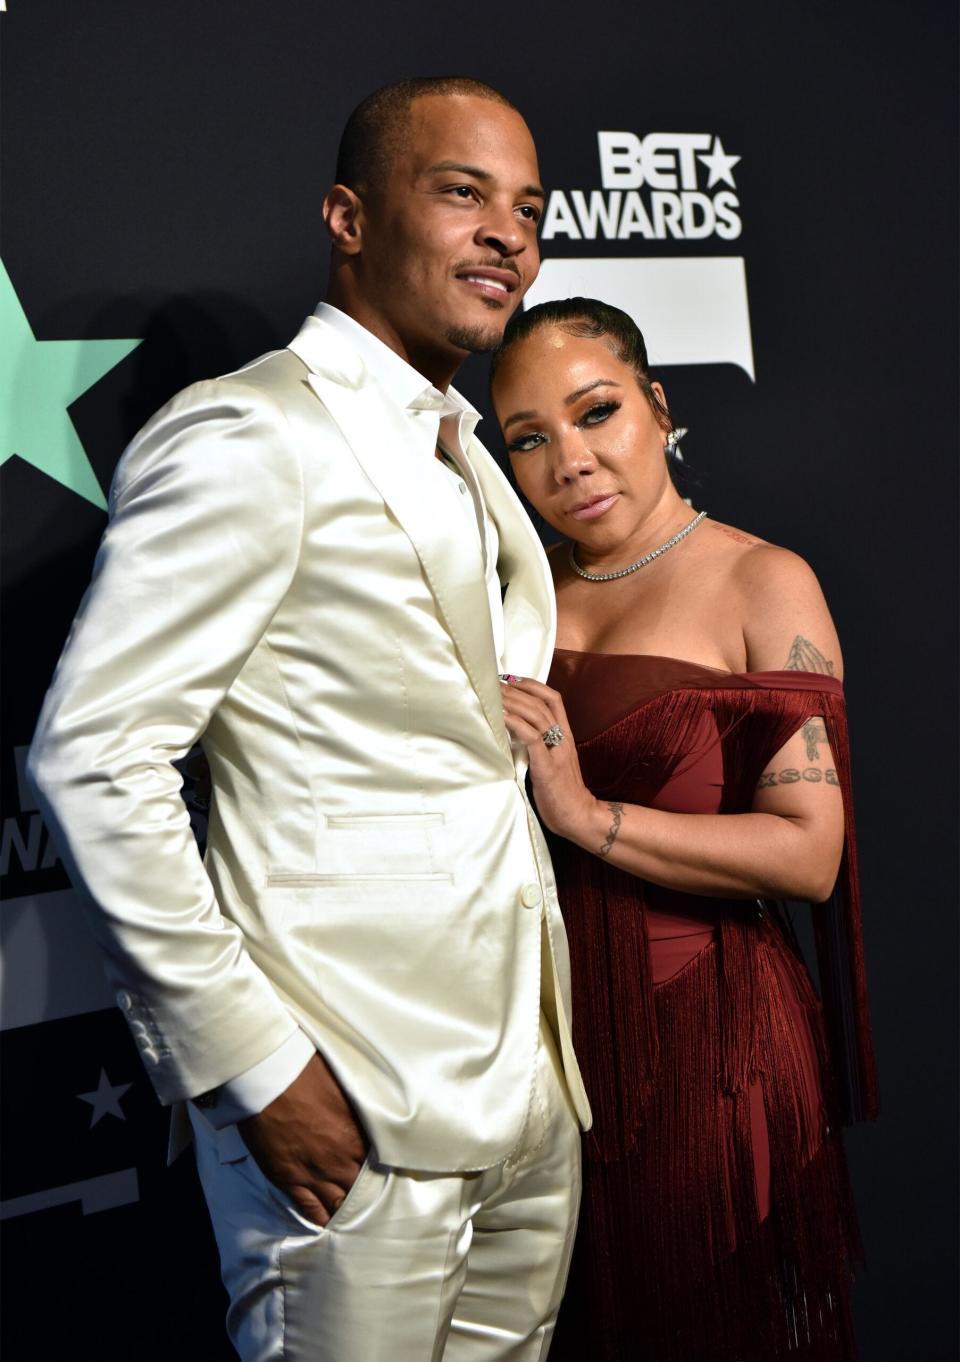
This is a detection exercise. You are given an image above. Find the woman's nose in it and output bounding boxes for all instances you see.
[552,433,597,483]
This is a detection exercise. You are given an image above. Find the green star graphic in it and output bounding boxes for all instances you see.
[0,258,141,510]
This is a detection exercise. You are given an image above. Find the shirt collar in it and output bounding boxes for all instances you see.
[313,303,480,441]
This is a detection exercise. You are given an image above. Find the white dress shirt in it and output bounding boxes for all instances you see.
[197,304,507,1126]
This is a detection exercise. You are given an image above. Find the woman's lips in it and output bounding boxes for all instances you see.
[569,493,619,522]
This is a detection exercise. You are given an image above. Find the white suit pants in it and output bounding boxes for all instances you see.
[190,1014,582,1362]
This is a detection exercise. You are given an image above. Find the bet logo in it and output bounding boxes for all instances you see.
[527,131,754,379]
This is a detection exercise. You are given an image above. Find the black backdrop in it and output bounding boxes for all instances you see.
[1,3,957,1359]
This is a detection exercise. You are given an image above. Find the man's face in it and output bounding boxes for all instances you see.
[355,95,544,368]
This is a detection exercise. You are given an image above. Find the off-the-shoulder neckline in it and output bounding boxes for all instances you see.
[552,646,842,684]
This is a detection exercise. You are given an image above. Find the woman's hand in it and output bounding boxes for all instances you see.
[499,675,602,844]
[500,676,844,901]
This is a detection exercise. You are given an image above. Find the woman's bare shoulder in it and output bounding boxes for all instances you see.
[697,519,816,587]
[727,535,824,598]
[700,517,769,555]
[719,533,842,678]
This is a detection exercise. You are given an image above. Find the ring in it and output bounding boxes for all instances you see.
[542,724,565,747]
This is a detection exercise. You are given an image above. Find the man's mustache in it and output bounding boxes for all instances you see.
[452,258,522,285]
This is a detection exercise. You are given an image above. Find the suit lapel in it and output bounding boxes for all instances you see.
[465,441,557,683]
[288,318,514,762]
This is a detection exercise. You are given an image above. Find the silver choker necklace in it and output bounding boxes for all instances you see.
[568,510,709,582]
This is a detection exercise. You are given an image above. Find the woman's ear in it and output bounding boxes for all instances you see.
[323,185,364,256]
[649,380,672,431]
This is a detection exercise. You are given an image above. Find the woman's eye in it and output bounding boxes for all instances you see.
[581,401,620,426]
[507,431,546,453]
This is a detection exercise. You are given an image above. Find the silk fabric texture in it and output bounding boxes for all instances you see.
[28,312,591,1171]
[189,1014,582,1362]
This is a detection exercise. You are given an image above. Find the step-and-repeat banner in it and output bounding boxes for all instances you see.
[2,3,956,1359]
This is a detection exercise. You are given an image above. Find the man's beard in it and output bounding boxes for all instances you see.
[445,318,506,354]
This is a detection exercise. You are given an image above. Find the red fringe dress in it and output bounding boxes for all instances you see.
[546,652,879,1362]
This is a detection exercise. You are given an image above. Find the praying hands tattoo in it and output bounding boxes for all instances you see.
[785,635,834,676]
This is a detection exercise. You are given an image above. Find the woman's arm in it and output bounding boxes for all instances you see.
[578,719,843,901]
[501,548,845,902]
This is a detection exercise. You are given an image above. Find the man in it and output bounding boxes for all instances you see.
[28,77,591,1361]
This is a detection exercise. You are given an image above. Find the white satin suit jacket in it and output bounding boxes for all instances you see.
[28,312,592,1172]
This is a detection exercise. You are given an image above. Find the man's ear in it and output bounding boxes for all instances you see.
[323,184,364,256]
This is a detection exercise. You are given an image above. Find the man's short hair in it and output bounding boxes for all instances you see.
[335,77,518,197]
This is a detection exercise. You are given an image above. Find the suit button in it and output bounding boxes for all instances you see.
[521,883,542,909]
[140,1046,159,1065]
[116,991,133,1012]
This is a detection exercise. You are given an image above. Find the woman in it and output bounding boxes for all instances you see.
[490,299,878,1361]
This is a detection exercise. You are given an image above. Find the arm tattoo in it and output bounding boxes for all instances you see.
[785,635,835,675]
[802,717,828,760]
[758,767,839,788]
[599,801,624,857]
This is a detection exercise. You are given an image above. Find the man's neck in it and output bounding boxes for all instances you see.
[323,292,462,393]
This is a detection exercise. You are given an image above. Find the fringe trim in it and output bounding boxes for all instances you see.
[554,934,862,1362]
[569,681,879,1131]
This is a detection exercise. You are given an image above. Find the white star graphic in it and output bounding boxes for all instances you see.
[77,1069,132,1128]
[697,137,741,190]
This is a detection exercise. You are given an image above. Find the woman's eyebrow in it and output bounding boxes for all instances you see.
[502,408,538,432]
[502,380,624,432]
[564,379,623,404]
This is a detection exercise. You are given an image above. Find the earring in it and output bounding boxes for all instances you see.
[664,427,688,463]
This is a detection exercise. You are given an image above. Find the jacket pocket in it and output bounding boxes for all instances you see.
[218,1124,377,1235]
[267,810,451,886]
[325,812,445,830]
[266,870,452,886]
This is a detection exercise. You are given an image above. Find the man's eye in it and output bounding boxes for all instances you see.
[516,204,541,223]
[507,432,545,453]
[449,185,477,200]
[581,402,620,426]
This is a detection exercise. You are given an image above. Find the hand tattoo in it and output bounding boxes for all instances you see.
[802,717,828,761]
[599,801,624,857]
[785,636,835,676]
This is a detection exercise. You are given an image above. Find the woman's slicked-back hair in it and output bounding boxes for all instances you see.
[490,296,673,431]
[335,77,517,197]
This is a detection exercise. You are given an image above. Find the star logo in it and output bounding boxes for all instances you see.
[697,137,741,190]
[0,258,140,510]
[77,1069,132,1128]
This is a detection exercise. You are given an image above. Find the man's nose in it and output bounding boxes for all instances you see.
[477,203,527,257]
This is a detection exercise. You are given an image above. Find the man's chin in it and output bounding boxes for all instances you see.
[445,320,508,355]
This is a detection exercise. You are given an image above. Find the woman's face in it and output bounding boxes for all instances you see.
[491,325,673,551]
